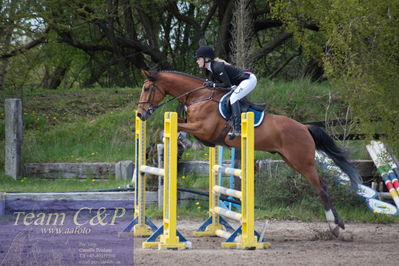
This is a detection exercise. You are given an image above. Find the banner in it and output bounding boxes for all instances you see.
[0,200,134,266]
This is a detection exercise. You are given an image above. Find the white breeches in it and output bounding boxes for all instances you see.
[229,73,257,104]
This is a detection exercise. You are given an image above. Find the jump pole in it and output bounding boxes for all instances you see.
[194,112,270,249]
[366,142,399,208]
[371,141,399,194]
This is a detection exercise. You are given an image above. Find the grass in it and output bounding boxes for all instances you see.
[22,104,136,163]
[250,78,346,122]
[0,173,131,192]
[255,203,399,224]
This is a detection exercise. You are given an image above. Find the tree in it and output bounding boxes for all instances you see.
[271,0,399,147]
[0,0,48,91]
[2,0,322,90]
[231,0,253,69]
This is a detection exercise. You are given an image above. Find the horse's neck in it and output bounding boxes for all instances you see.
[163,75,202,98]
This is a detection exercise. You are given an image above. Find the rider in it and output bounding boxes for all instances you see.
[196,45,257,138]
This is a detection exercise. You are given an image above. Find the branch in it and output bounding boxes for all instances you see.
[249,32,292,62]
[167,1,217,45]
[168,1,201,32]
[268,49,302,79]
[58,32,113,52]
[1,29,49,59]
[254,19,282,32]
[200,2,218,33]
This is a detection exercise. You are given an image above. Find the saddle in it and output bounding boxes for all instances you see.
[219,90,266,127]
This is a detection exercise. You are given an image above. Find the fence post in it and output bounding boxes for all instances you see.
[5,98,23,179]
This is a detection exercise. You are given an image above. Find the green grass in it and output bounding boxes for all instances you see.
[0,172,131,192]
[249,78,346,122]
[22,104,136,163]
[254,203,399,224]
[254,168,399,223]
[145,204,209,220]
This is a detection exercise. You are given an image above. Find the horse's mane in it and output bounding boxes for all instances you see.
[149,70,205,82]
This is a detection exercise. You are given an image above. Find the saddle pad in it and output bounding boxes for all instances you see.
[218,93,265,127]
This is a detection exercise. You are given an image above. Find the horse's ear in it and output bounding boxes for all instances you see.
[141,69,151,77]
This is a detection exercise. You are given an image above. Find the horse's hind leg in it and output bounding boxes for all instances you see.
[279,152,344,237]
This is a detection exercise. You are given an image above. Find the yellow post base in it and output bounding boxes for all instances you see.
[142,242,187,249]
[221,241,271,249]
[221,234,271,249]
[159,242,187,250]
[142,238,187,250]
[193,224,224,236]
[132,224,154,237]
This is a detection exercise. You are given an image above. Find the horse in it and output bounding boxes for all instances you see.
[136,69,361,237]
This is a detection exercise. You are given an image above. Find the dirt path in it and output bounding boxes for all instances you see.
[133,219,399,266]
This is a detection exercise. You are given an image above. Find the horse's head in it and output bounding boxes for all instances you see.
[137,70,167,121]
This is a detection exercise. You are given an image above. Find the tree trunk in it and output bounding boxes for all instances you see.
[40,63,70,90]
[216,0,234,60]
[0,58,10,90]
[304,59,325,82]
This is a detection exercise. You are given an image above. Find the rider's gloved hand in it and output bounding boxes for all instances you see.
[203,81,216,88]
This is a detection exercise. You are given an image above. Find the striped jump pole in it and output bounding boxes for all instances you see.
[316,150,398,215]
[121,113,158,237]
[142,112,189,249]
[372,141,399,194]
[366,142,399,209]
[194,112,270,249]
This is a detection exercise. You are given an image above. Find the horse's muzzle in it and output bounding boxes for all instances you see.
[137,112,148,121]
[137,107,155,121]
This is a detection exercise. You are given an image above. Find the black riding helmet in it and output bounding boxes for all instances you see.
[196,46,215,59]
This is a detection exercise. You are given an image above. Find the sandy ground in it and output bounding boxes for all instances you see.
[1,216,398,266]
[133,219,399,266]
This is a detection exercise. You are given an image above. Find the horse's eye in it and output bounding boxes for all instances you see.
[144,86,150,92]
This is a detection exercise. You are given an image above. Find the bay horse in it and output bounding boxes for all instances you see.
[137,70,361,237]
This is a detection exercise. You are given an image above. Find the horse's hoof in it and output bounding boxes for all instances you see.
[338,231,354,242]
[334,216,345,230]
[331,226,340,238]
[338,220,345,230]
[333,209,345,229]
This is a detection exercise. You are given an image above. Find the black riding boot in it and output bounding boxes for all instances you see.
[228,101,241,139]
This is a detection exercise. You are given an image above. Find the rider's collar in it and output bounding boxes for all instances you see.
[206,62,212,72]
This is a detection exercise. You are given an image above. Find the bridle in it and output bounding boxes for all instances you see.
[138,79,215,118]
[138,81,166,117]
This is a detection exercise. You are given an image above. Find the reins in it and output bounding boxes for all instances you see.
[153,84,207,110]
[139,82,227,115]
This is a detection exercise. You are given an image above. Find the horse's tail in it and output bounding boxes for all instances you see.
[308,125,362,190]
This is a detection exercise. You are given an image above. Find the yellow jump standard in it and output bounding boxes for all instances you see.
[194,112,271,249]
[142,112,189,249]
[120,113,157,237]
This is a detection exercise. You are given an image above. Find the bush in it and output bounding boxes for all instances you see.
[255,167,363,212]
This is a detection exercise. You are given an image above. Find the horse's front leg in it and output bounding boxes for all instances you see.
[178,121,218,142]
[177,122,203,135]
